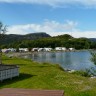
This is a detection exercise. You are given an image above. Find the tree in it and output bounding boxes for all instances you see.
[0,22,7,64]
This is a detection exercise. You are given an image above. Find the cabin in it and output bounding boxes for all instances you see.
[55,47,66,51]
[0,64,19,81]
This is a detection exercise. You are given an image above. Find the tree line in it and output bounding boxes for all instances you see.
[1,34,96,50]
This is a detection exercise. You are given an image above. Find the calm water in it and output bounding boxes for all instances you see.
[23,51,96,70]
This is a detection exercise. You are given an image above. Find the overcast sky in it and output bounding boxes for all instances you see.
[1,0,96,38]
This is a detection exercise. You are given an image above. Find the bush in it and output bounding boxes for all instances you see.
[90,51,96,65]
[73,70,91,77]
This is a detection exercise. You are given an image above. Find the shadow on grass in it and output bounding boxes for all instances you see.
[2,63,26,66]
[15,64,27,66]
[0,73,36,87]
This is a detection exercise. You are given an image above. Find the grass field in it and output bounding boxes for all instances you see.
[0,55,96,96]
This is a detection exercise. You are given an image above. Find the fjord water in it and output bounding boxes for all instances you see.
[24,51,96,70]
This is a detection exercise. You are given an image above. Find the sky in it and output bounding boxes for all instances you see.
[1,0,96,38]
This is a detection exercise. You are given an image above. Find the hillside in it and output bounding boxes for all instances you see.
[0,32,51,45]
[6,34,93,49]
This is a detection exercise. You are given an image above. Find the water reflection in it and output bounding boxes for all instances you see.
[24,51,96,70]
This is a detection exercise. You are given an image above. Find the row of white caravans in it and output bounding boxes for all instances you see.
[2,48,29,53]
[2,47,75,53]
[30,47,75,52]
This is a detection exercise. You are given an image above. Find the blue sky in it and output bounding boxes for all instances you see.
[0,0,96,38]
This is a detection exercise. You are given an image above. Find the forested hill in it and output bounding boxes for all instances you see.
[1,33,96,49]
[0,32,51,45]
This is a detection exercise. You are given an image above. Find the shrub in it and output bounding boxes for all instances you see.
[73,70,91,77]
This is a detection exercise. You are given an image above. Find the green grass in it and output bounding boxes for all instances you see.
[1,55,96,96]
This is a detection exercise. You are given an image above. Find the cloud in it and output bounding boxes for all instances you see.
[48,31,96,38]
[7,20,96,38]
[1,0,96,8]
[7,20,77,34]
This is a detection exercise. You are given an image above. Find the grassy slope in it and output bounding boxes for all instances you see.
[0,55,96,96]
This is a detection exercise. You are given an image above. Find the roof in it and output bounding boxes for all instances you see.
[0,64,19,71]
[0,88,64,96]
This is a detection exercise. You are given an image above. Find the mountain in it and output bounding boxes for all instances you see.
[89,38,96,42]
[0,32,51,45]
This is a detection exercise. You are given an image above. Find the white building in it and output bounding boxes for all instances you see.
[0,64,19,81]
[61,47,66,51]
[44,48,52,51]
[69,48,75,51]
[32,48,39,52]
[19,48,29,52]
[38,48,44,52]
[2,49,8,53]
[35,48,52,52]
[2,48,16,53]
[8,48,16,52]
[55,47,66,51]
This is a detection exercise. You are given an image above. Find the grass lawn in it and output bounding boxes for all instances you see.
[0,55,96,96]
